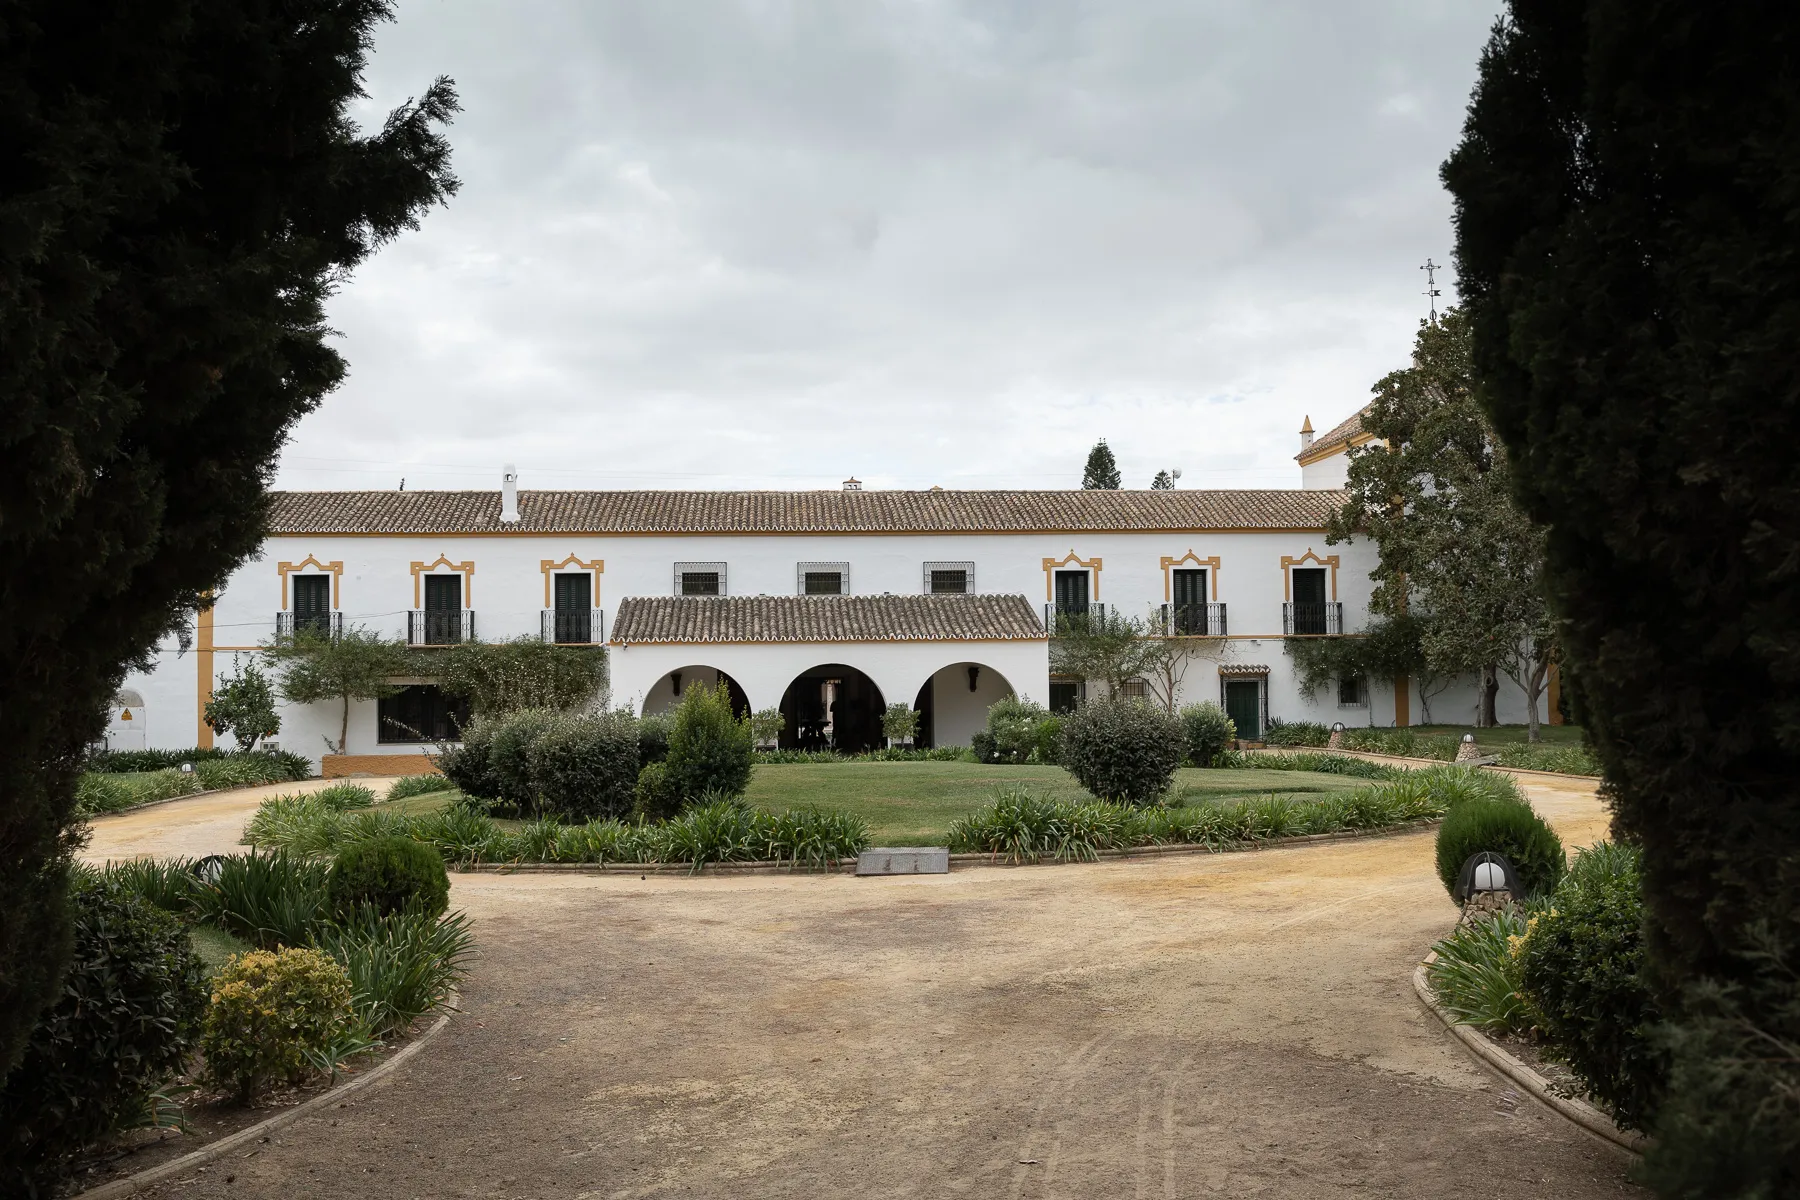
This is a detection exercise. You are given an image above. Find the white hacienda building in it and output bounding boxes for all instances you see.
[113,411,1551,773]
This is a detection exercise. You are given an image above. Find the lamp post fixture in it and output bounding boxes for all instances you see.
[1328,721,1346,751]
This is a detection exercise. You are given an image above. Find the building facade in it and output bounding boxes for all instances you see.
[115,415,1548,771]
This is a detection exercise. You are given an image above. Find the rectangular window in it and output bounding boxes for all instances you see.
[675,562,727,596]
[797,562,849,595]
[291,575,333,637]
[1049,679,1082,715]
[423,574,462,611]
[1119,678,1150,699]
[1053,570,1090,613]
[1338,675,1368,707]
[923,561,975,594]
[1171,568,1208,635]
[1290,567,1328,635]
[377,685,470,744]
[553,572,592,611]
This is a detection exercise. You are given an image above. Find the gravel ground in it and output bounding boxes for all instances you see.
[106,770,1642,1199]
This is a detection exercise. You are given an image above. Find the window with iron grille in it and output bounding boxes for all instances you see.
[1118,678,1150,699]
[797,562,849,595]
[377,685,470,743]
[674,562,726,596]
[1337,675,1368,707]
[923,561,974,594]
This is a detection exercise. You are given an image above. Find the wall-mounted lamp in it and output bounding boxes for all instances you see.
[672,671,682,696]
[967,665,981,693]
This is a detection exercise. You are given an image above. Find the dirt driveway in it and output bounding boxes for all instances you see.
[121,773,1640,1199]
[80,776,397,863]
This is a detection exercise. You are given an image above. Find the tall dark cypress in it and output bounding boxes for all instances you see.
[0,0,457,1077]
[1444,2,1800,1186]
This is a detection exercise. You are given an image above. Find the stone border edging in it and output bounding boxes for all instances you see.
[449,818,1443,876]
[1411,954,1648,1158]
[71,996,457,1199]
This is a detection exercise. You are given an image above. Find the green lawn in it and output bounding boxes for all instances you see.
[1413,723,1586,746]
[745,761,1373,846]
[189,924,253,974]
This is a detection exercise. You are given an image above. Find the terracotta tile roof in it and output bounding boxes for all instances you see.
[1218,663,1271,675]
[1295,408,1369,464]
[610,595,1045,644]
[267,489,1345,535]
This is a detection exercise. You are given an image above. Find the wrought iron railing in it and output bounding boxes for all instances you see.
[541,607,604,645]
[1282,602,1344,636]
[1044,601,1107,633]
[275,611,342,639]
[1152,602,1228,637]
[407,609,475,646]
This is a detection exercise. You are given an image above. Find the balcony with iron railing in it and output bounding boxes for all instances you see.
[1151,602,1228,638]
[1282,602,1345,636]
[407,609,476,646]
[1044,601,1108,634]
[275,611,343,639]
[541,607,605,645]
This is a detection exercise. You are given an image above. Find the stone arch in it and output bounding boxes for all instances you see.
[912,661,1016,750]
[641,666,750,720]
[778,663,887,753]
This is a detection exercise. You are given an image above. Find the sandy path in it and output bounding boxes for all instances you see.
[80,776,396,863]
[126,772,1638,1198]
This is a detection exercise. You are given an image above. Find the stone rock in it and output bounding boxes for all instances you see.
[856,847,950,876]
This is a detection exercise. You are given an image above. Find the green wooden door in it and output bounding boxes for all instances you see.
[1224,680,1261,741]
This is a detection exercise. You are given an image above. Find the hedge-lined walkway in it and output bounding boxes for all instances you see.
[80,776,398,863]
[122,772,1641,1199]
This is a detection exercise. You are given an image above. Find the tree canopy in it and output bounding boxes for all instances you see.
[0,0,457,1077]
[1325,308,1555,736]
[269,629,414,755]
[1443,1,1800,1181]
[1081,440,1122,489]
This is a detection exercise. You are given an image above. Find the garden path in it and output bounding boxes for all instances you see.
[80,776,397,863]
[123,771,1641,1199]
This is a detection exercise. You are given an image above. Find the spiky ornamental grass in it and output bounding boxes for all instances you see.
[1426,908,1535,1035]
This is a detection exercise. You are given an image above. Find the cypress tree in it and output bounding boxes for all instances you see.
[0,0,458,1078]
[1444,2,1800,1178]
[1081,440,1122,489]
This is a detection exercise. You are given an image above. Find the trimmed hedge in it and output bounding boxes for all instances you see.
[1179,702,1236,766]
[0,878,208,1193]
[1059,695,1185,805]
[328,836,450,919]
[87,747,311,780]
[1434,794,1566,899]
[663,682,754,803]
[526,710,639,819]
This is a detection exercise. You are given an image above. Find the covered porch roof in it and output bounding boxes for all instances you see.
[609,594,1045,645]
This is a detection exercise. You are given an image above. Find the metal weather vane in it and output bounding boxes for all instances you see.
[1420,258,1443,323]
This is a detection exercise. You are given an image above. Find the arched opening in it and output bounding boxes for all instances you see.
[778,664,886,753]
[642,666,750,720]
[913,662,1015,749]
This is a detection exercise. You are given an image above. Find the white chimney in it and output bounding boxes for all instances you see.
[1299,416,1315,452]
[501,464,519,523]
[842,476,862,492]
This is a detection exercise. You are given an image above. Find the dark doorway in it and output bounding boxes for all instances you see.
[1291,568,1328,635]
[912,679,935,749]
[779,664,886,753]
[1053,570,1090,615]
[552,572,593,643]
[1171,569,1207,635]
[1224,679,1263,741]
[1049,679,1082,714]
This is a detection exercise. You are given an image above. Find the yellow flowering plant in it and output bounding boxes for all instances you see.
[201,947,354,1103]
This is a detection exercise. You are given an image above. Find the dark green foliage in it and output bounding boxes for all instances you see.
[637,713,672,764]
[87,747,310,780]
[327,837,449,920]
[435,638,607,717]
[632,761,679,822]
[1179,702,1236,767]
[663,683,754,803]
[1264,719,1329,748]
[1059,695,1185,805]
[486,709,559,810]
[204,656,280,750]
[1444,5,1800,1182]
[1519,845,1663,1130]
[1285,615,1428,707]
[309,907,471,1039]
[191,854,331,949]
[1080,439,1122,489]
[100,858,199,915]
[1434,797,1565,900]
[526,710,639,820]
[435,719,499,802]
[1217,750,1400,778]
[0,880,207,1192]
[974,696,1053,764]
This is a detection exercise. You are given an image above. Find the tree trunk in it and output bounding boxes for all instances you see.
[1524,656,1549,744]
[338,694,350,757]
[1478,664,1499,727]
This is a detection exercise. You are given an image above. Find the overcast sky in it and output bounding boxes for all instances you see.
[278,0,1497,495]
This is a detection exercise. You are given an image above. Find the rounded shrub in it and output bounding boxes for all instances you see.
[978,695,1048,763]
[1178,702,1236,767]
[202,947,355,1102]
[632,760,679,822]
[313,781,377,810]
[526,710,639,820]
[436,715,499,801]
[1517,844,1664,1129]
[0,878,208,1192]
[487,708,560,810]
[637,712,672,764]
[1434,796,1566,899]
[664,682,754,803]
[327,835,450,919]
[1060,695,1186,805]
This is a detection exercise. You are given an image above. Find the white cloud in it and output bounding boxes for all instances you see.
[282,0,1499,493]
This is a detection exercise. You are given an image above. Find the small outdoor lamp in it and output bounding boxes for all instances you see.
[1331,722,1345,734]
[1462,733,1476,746]
[1328,721,1345,750]
[967,665,981,692]
[1453,850,1521,905]
[179,762,194,776]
